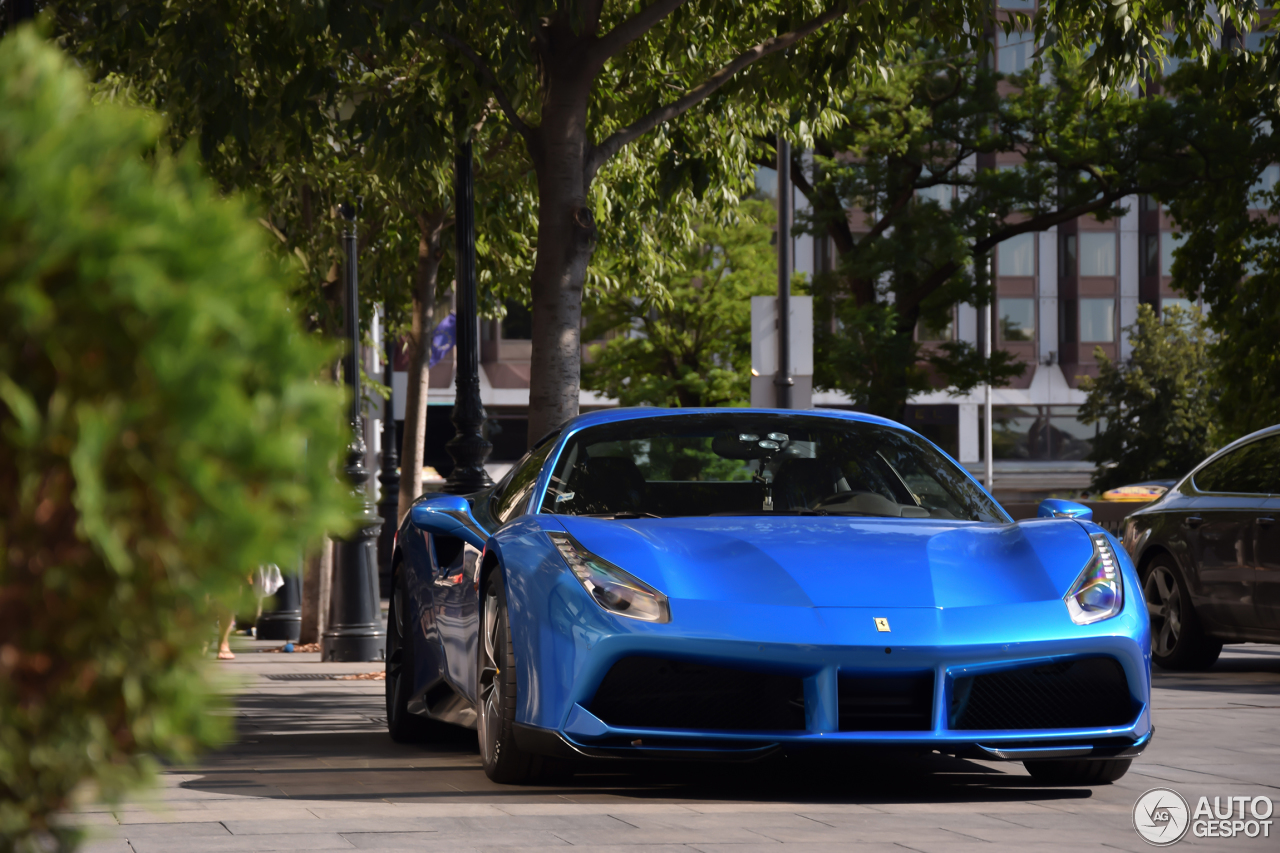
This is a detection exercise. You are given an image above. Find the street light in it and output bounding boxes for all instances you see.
[322,200,387,662]
[443,130,494,495]
[774,133,794,410]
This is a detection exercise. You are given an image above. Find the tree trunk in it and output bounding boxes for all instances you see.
[526,73,596,447]
[299,538,332,645]
[398,208,448,521]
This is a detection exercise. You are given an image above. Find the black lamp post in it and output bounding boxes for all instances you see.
[322,201,387,662]
[255,559,302,641]
[774,134,794,409]
[443,135,494,495]
[377,306,400,597]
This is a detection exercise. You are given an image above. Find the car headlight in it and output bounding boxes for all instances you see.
[548,532,670,623]
[1064,532,1125,625]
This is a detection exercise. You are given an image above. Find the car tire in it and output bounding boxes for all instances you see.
[1023,758,1132,785]
[477,570,573,784]
[1141,554,1223,671]
[386,566,450,743]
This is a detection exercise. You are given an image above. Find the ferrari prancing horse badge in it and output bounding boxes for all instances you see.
[874,617,891,632]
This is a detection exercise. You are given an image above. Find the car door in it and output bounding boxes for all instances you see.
[433,441,555,703]
[1188,437,1278,633]
[1244,436,1280,633]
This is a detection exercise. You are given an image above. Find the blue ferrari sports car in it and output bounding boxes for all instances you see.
[386,408,1151,785]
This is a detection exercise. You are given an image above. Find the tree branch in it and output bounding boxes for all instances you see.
[584,3,850,181]
[588,0,688,72]
[411,21,534,141]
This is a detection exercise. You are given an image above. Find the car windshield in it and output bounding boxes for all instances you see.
[539,413,1008,522]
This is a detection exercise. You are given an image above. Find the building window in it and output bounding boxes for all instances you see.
[985,405,1102,461]
[1078,232,1116,276]
[1139,194,1159,212]
[997,28,1035,74]
[501,299,533,340]
[916,184,952,209]
[1160,31,1187,77]
[998,0,1035,8]
[1146,233,1165,276]
[917,308,955,342]
[1161,231,1185,277]
[1080,298,1116,342]
[998,232,1036,276]
[1059,233,1077,277]
[999,298,1035,342]
[1162,297,1195,316]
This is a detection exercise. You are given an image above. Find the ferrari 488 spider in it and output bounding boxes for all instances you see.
[386,408,1151,785]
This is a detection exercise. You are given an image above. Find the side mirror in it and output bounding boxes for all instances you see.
[1038,498,1093,521]
[409,494,487,549]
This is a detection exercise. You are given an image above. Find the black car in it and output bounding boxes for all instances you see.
[1122,426,1280,670]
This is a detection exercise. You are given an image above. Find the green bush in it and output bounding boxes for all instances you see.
[0,28,352,852]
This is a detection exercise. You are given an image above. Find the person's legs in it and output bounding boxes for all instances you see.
[217,610,236,660]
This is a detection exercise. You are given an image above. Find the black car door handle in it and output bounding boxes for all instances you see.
[1184,516,1204,529]
[1260,517,1276,528]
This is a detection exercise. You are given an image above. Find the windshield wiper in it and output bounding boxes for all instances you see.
[580,511,664,519]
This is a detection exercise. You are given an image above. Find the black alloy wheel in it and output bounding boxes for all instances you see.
[1141,554,1222,671]
[386,566,447,742]
[1023,758,1132,785]
[477,570,572,784]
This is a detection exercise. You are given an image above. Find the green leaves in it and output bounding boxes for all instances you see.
[1080,305,1219,492]
[582,200,778,408]
[0,29,350,851]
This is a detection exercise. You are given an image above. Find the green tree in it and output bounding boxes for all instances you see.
[786,42,1238,418]
[1079,305,1219,492]
[58,2,543,516]
[58,0,1268,444]
[0,29,351,851]
[1158,51,1280,440]
[582,200,777,408]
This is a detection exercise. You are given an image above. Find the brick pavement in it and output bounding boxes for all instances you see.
[64,642,1280,852]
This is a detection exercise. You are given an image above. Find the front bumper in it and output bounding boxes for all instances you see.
[509,589,1153,763]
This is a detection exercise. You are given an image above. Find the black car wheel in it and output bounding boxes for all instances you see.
[477,570,572,784]
[1024,758,1132,785]
[386,567,449,742]
[1142,554,1222,671]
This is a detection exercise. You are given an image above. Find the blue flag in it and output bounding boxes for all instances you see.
[428,312,457,368]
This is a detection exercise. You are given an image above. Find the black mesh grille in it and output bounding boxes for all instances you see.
[838,671,935,731]
[949,657,1135,731]
[589,657,806,731]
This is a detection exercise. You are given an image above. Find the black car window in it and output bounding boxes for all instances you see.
[1193,436,1280,495]
[493,440,556,523]
[538,413,1008,522]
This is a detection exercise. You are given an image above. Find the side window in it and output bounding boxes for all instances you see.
[493,440,555,523]
[1193,436,1280,495]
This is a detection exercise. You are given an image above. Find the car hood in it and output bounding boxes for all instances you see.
[554,515,1094,609]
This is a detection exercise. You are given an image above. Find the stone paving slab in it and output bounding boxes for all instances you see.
[66,641,1280,852]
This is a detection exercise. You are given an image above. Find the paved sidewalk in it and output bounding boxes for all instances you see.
[66,641,1280,852]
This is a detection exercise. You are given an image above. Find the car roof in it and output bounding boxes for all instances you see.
[564,406,911,432]
[1171,422,1280,495]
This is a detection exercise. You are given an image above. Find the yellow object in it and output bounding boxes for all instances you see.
[1102,485,1167,502]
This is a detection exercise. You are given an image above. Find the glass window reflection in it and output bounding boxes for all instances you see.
[1079,232,1116,276]
[998,232,1036,276]
[1080,298,1116,342]
[999,298,1035,342]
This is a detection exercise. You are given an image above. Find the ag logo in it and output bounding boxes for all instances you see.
[1134,787,1191,846]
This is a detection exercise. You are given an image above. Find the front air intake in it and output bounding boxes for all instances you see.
[838,671,936,731]
[949,657,1135,731]
[588,657,806,731]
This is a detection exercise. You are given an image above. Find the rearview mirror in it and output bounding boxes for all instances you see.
[409,494,487,549]
[1037,498,1093,521]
